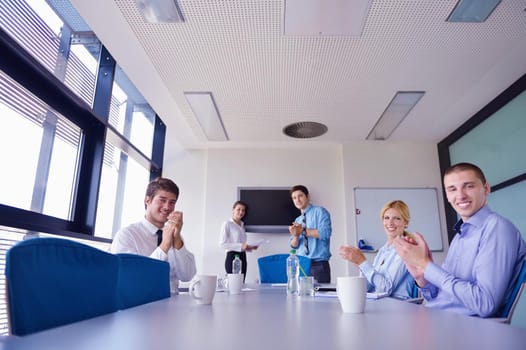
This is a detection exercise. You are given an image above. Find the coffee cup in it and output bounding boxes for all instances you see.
[337,276,366,313]
[190,275,217,304]
[226,273,244,294]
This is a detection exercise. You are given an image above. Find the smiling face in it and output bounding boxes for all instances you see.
[444,169,490,222]
[382,208,408,242]
[144,190,178,228]
[232,203,246,223]
[291,190,310,211]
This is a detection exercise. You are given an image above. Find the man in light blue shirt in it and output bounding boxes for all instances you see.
[394,162,526,317]
[289,185,332,283]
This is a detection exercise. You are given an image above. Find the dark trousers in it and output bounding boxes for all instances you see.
[225,251,247,281]
[310,260,331,283]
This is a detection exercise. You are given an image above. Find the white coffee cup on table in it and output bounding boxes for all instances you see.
[226,273,244,294]
[190,275,217,305]
[337,276,367,313]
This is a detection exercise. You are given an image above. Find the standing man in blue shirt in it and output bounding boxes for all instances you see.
[289,185,332,283]
[394,162,526,317]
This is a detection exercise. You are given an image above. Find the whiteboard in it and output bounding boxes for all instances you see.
[354,188,443,251]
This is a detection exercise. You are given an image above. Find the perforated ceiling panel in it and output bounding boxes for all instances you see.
[78,0,526,148]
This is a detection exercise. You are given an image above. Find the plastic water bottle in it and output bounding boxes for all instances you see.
[287,249,299,295]
[232,254,242,274]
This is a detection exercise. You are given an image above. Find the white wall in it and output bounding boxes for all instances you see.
[163,141,449,284]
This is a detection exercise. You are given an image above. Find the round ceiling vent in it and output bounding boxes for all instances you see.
[283,121,328,139]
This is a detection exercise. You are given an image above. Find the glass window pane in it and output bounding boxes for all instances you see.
[0,0,99,107]
[0,70,81,220]
[108,66,155,157]
[449,90,526,186]
[64,40,100,107]
[95,142,150,239]
[487,180,526,240]
[0,106,42,208]
[0,0,61,74]
[43,136,79,218]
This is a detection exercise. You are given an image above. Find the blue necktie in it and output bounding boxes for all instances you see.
[453,220,463,235]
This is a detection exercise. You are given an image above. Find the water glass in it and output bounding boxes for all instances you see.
[299,276,314,296]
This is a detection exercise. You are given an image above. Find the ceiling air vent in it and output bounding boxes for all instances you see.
[283,121,328,139]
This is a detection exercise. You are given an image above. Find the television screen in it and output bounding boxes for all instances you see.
[238,187,300,233]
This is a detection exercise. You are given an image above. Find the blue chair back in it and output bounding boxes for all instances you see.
[116,253,171,309]
[498,259,526,322]
[5,238,120,336]
[258,254,311,283]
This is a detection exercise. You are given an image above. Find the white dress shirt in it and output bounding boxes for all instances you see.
[219,219,246,252]
[111,218,197,294]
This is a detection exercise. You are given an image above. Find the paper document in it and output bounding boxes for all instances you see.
[366,292,388,299]
[314,291,388,299]
[251,239,270,247]
[315,291,337,298]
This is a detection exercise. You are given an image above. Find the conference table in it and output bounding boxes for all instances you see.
[1,284,525,350]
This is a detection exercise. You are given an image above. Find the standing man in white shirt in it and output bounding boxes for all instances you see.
[111,177,196,294]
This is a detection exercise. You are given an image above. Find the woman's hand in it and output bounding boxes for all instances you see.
[339,245,366,265]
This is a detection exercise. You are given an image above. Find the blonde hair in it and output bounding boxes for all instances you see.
[380,200,410,235]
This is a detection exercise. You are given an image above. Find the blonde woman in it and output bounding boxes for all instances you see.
[339,200,414,299]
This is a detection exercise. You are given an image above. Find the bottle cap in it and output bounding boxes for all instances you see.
[290,249,296,254]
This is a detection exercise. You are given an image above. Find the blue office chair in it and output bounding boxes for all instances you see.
[495,259,526,324]
[116,253,171,309]
[258,254,311,283]
[5,237,120,336]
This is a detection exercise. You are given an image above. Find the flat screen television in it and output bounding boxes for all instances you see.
[238,187,300,233]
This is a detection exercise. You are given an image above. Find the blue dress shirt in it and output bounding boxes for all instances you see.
[359,243,413,299]
[290,204,332,261]
[421,205,526,317]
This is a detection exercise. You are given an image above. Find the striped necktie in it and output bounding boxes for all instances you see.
[302,212,309,255]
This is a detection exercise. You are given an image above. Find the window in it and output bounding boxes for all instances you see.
[0,0,164,235]
[95,141,150,239]
[0,0,166,334]
[0,70,81,220]
[110,65,156,157]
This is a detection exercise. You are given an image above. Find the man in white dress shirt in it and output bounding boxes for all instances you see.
[111,177,196,294]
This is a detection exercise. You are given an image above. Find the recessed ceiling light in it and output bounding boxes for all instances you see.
[184,92,228,141]
[283,122,328,139]
[135,0,184,23]
[367,91,425,141]
[447,0,501,23]
[284,0,372,36]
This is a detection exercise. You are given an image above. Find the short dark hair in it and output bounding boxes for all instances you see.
[145,177,180,202]
[232,200,248,210]
[290,185,309,197]
[444,162,487,184]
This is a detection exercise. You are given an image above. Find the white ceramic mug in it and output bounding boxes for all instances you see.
[226,273,244,294]
[337,276,367,313]
[190,275,217,304]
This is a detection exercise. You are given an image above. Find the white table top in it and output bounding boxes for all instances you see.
[1,285,525,350]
